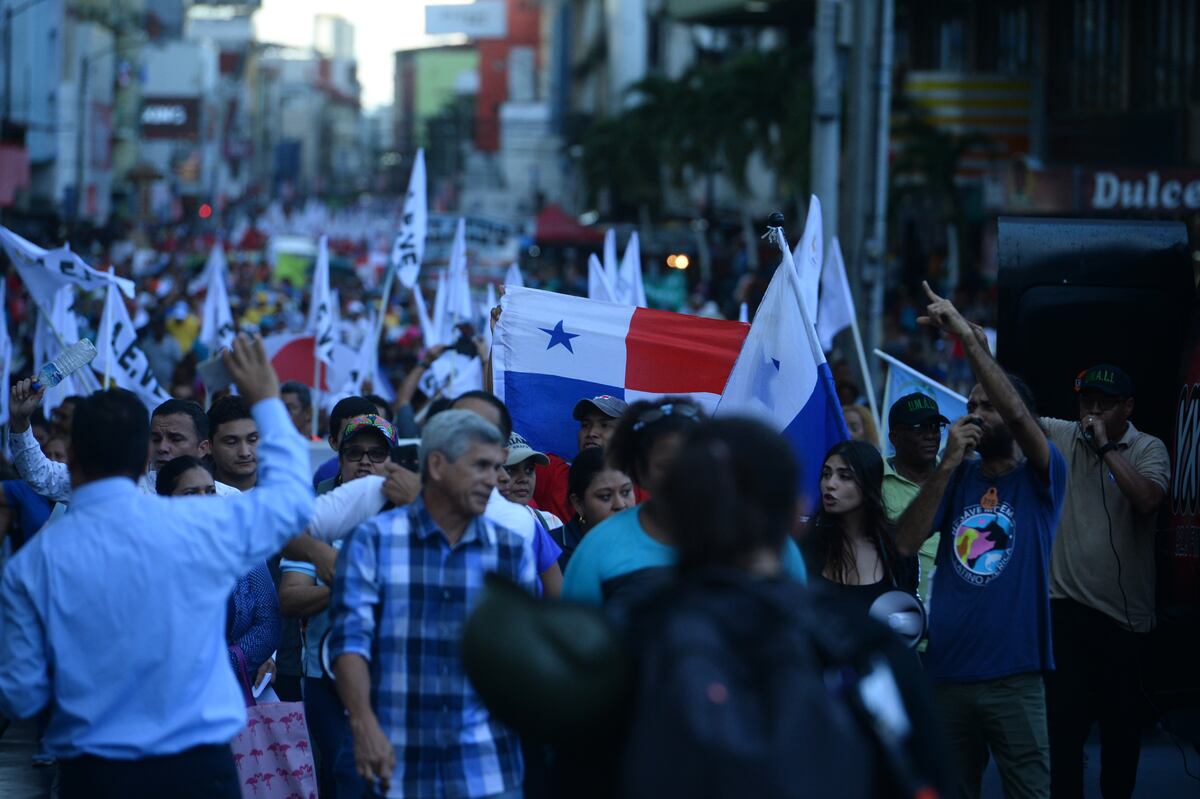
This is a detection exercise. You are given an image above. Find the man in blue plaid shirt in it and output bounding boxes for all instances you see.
[330,409,538,799]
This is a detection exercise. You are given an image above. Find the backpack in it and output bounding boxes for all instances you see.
[617,569,944,799]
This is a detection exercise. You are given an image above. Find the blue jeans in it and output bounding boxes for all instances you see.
[304,676,352,798]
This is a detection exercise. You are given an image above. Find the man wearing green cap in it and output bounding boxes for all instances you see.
[1041,364,1168,799]
[883,392,951,604]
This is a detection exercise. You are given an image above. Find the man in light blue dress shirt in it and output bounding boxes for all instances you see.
[0,335,316,799]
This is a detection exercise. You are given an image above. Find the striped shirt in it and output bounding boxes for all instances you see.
[330,495,537,799]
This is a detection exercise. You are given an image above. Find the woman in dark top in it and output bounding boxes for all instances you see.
[556,447,636,571]
[158,455,280,701]
[805,440,918,614]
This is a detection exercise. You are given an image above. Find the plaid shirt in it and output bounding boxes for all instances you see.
[330,495,538,799]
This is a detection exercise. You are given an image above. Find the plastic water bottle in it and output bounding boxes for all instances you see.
[34,339,98,389]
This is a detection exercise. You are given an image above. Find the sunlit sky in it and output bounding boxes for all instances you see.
[254,0,472,109]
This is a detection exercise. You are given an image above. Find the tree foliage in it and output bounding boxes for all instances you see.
[577,47,813,219]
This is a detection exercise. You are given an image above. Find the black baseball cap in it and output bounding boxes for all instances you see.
[572,395,628,421]
[1075,364,1133,397]
[888,393,950,428]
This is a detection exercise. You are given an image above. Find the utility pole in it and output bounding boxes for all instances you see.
[810,0,845,248]
[865,0,895,393]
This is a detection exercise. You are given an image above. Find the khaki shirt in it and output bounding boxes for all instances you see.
[883,458,939,603]
[1043,418,1169,632]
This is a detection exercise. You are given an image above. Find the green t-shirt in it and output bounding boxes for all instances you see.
[883,458,939,603]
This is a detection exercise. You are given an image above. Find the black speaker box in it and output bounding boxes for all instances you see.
[996,217,1194,443]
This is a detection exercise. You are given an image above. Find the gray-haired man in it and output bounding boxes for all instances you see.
[331,410,537,798]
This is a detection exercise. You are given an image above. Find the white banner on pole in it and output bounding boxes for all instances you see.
[395,149,428,289]
[93,279,171,410]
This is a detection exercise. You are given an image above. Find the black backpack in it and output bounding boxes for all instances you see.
[617,569,946,799]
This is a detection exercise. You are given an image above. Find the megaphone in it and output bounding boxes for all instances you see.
[868,590,927,649]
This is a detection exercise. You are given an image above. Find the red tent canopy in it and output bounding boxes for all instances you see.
[535,204,604,245]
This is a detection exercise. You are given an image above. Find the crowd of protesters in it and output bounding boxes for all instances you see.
[0,264,1171,799]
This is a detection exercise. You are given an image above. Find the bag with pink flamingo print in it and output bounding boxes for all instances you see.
[230,702,318,799]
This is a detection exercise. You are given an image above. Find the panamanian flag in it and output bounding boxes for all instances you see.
[494,287,749,460]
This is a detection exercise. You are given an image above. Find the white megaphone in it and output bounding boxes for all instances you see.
[868,590,928,649]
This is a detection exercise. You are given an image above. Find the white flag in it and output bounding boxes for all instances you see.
[587,253,618,303]
[189,240,227,294]
[431,270,448,347]
[199,244,236,354]
[504,262,525,289]
[792,195,823,324]
[816,237,855,351]
[716,230,848,513]
[0,227,133,310]
[603,229,618,285]
[344,310,377,394]
[440,219,473,343]
[35,288,92,416]
[93,279,171,410]
[617,232,647,307]
[306,235,335,365]
[395,149,428,289]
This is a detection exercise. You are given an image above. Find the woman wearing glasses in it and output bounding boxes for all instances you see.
[561,397,808,611]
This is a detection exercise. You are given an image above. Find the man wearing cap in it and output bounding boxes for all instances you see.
[533,395,629,522]
[1041,364,1168,799]
[883,393,951,603]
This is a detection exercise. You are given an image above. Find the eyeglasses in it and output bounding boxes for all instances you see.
[632,402,702,432]
[342,446,390,464]
[898,421,947,435]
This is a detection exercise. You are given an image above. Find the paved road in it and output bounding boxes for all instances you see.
[3,718,1198,798]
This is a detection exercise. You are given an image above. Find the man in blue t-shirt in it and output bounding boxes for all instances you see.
[898,283,1067,799]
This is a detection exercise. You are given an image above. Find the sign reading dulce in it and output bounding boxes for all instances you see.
[1089,169,1200,211]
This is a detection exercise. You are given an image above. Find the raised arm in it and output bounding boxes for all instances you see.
[918,282,1050,479]
[191,335,317,574]
[7,380,71,503]
[896,416,981,556]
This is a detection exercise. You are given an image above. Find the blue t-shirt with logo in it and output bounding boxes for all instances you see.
[925,443,1068,684]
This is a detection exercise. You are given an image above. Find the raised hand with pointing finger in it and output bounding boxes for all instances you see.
[916,280,975,341]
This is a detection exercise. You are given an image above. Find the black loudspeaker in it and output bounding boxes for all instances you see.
[996,217,1194,443]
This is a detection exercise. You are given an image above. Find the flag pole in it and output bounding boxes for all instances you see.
[311,351,321,440]
[370,259,396,366]
[848,312,879,428]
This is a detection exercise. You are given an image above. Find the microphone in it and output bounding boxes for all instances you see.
[1082,427,1095,444]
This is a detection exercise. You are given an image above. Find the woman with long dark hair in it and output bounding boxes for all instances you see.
[806,440,918,612]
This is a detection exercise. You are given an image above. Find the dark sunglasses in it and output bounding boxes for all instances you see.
[898,421,947,434]
[342,445,390,464]
[632,402,701,432]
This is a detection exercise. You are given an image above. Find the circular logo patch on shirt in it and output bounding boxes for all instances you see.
[950,500,1016,586]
